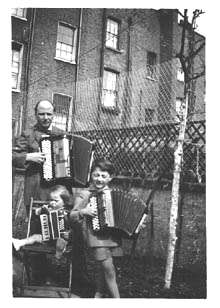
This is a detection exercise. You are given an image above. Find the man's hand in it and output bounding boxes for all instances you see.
[26,152,46,164]
[81,203,97,217]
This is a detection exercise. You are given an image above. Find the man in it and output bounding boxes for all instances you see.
[12,100,94,295]
[12,100,67,213]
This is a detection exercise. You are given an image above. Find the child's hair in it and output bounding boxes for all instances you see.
[49,185,72,209]
[91,158,115,176]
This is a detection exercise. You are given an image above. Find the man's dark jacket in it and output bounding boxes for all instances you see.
[12,124,66,212]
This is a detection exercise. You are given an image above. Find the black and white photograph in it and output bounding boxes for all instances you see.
[9,2,210,301]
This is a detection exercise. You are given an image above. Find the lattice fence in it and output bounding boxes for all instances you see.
[76,120,205,183]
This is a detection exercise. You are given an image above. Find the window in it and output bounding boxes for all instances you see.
[147,52,157,79]
[145,108,155,123]
[11,8,27,19]
[106,18,119,50]
[52,93,72,131]
[12,42,23,91]
[102,69,118,109]
[177,59,184,82]
[55,22,77,63]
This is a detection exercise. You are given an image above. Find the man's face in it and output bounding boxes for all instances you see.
[91,167,112,190]
[35,101,54,130]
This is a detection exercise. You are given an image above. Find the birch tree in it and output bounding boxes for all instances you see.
[164,9,205,289]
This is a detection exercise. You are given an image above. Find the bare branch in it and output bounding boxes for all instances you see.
[195,37,205,45]
[177,10,185,18]
[189,69,205,81]
[187,42,205,60]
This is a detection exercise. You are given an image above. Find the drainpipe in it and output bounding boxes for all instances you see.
[22,7,36,132]
[70,8,83,132]
[97,8,106,126]
[76,8,83,82]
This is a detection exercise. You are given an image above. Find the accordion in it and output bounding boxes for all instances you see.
[40,210,68,241]
[40,134,94,186]
[89,188,147,237]
[30,201,70,242]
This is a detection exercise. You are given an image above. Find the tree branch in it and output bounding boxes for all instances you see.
[188,42,205,59]
[189,69,205,81]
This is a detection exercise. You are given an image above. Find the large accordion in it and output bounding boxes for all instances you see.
[89,188,147,237]
[30,201,70,242]
[40,134,94,186]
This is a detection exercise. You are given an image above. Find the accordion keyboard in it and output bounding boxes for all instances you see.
[41,139,53,180]
[90,196,100,231]
[40,214,50,241]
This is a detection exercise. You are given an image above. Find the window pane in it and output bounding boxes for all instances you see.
[103,71,116,90]
[56,23,76,62]
[106,19,119,49]
[11,46,21,90]
[102,90,116,108]
[12,8,26,18]
[102,70,118,108]
[12,50,20,62]
[12,73,18,89]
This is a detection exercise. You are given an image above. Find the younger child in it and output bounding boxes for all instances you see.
[70,158,121,298]
[34,184,72,257]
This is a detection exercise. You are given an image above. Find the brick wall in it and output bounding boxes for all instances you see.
[24,8,81,129]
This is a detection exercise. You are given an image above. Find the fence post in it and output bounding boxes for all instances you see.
[164,91,189,289]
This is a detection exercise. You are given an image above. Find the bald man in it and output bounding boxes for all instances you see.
[13,100,68,214]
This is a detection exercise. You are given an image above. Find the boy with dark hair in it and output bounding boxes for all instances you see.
[70,158,121,298]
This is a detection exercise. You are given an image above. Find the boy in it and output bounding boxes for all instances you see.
[70,158,121,298]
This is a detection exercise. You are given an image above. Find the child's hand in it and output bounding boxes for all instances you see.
[62,231,70,241]
[26,234,43,245]
[81,203,97,217]
[42,204,49,211]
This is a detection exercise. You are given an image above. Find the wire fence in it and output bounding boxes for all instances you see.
[52,58,205,184]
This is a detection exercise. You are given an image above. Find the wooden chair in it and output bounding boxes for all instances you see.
[20,198,76,298]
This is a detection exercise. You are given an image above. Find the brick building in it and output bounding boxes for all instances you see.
[11,8,205,136]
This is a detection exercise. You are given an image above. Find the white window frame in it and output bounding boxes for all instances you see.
[11,8,27,20]
[52,93,73,131]
[55,22,77,64]
[102,69,118,109]
[12,41,23,92]
[146,51,157,80]
[106,18,120,50]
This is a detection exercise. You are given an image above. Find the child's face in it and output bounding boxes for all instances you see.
[49,191,64,210]
[91,167,112,190]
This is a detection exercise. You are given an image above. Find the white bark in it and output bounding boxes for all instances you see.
[164,93,189,289]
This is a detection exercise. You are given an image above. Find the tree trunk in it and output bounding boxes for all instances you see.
[164,92,189,289]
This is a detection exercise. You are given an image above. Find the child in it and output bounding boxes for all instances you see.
[34,184,72,257]
[28,185,73,286]
[32,185,93,295]
[70,158,121,298]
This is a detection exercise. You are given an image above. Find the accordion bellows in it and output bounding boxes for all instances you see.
[40,134,94,186]
[90,188,146,237]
